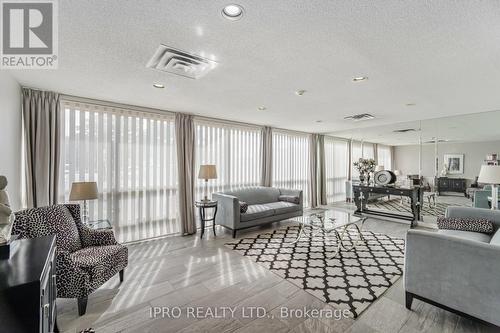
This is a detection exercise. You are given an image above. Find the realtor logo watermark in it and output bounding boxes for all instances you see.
[1,0,58,69]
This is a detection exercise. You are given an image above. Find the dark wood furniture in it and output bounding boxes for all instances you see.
[353,184,422,227]
[0,235,57,333]
[437,177,467,196]
[195,200,218,239]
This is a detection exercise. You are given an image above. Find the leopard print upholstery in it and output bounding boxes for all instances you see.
[13,204,128,299]
[437,216,494,234]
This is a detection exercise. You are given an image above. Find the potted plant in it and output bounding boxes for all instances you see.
[353,158,376,184]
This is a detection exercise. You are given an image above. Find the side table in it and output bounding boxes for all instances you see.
[195,200,218,239]
[87,219,112,230]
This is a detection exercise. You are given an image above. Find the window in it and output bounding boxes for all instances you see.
[351,140,375,179]
[272,130,311,206]
[324,137,348,203]
[377,144,392,171]
[59,100,179,242]
[194,120,262,202]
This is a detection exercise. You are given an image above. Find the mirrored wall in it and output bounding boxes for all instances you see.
[329,109,500,218]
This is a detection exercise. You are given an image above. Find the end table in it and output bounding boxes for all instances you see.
[87,219,112,230]
[195,200,218,239]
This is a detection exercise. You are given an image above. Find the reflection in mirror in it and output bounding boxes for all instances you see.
[328,109,500,225]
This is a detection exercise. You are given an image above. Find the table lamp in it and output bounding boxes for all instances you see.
[198,165,217,202]
[69,182,98,223]
[478,165,500,210]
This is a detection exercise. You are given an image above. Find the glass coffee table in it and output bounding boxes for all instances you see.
[292,210,367,258]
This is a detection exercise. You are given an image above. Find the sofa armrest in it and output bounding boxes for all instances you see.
[56,250,91,298]
[80,226,118,247]
[213,193,240,229]
[279,188,303,207]
[405,229,500,324]
[446,206,500,228]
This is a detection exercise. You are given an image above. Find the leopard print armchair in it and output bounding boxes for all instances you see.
[13,204,128,316]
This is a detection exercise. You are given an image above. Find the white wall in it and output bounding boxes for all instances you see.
[0,73,22,210]
[394,140,500,183]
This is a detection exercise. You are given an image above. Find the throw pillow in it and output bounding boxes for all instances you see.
[437,217,494,234]
[239,201,248,213]
[278,195,300,204]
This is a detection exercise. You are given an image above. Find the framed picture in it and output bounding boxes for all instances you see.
[444,154,464,174]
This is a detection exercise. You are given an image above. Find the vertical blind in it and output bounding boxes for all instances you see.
[272,130,311,207]
[377,144,392,171]
[324,137,348,203]
[351,140,375,179]
[58,100,179,242]
[194,120,262,203]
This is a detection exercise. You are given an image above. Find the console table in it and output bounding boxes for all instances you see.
[0,235,57,332]
[436,177,467,196]
[353,184,422,227]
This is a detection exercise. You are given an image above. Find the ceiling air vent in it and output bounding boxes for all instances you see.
[343,113,375,121]
[146,45,218,79]
[393,128,416,133]
[423,139,448,144]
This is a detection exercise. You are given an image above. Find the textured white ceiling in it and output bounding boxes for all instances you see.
[331,109,500,146]
[6,0,500,133]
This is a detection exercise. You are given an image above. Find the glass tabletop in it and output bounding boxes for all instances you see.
[293,210,364,231]
[87,219,112,230]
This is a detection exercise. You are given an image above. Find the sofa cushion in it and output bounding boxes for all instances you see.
[278,195,300,204]
[264,201,300,215]
[490,230,500,246]
[437,216,494,234]
[225,187,280,205]
[240,204,275,222]
[239,201,248,213]
[70,244,128,281]
[438,229,492,243]
[48,205,83,252]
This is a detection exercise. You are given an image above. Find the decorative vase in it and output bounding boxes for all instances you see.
[359,173,365,184]
[367,174,371,185]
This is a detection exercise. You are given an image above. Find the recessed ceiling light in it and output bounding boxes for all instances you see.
[352,76,368,82]
[316,120,322,123]
[406,103,416,106]
[222,4,244,20]
[258,106,267,111]
[295,90,306,96]
[153,83,165,88]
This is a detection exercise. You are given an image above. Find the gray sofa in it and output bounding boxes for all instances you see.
[213,186,303,238]
[405,207,500,326]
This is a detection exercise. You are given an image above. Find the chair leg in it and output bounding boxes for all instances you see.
[232,229,237,238]
[77,297,88,316]
[119,269,124,283]
[405,291,414,310]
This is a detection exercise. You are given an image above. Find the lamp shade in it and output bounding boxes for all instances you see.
[478,165,500,184]
[375,165,385,172]
[198,165,217,180]
[394,170,402,176]
[69,182,98,201]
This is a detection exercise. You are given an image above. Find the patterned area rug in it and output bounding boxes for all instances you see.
[367,198,465,217]
[225,225,404,318]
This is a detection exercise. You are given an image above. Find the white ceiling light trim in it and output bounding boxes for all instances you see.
[222,4,244,21]
[352,76,368,82]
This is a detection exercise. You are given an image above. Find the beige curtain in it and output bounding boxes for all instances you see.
[317,135,327,205]
[22,88,60,208]
[309,134,318,208]
[175,113,196,235]
[260,126,273,187]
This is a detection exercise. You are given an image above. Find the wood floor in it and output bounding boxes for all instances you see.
[58,211,497,333]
